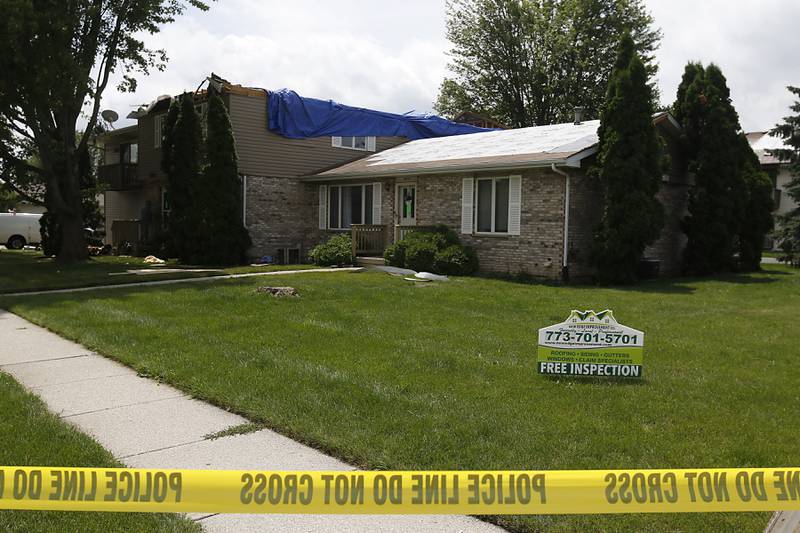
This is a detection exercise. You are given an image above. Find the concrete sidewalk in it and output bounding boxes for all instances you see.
[0,310,503,533]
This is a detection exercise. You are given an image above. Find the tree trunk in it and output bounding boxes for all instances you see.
[56,210,87,263]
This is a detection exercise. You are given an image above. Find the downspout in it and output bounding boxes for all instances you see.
[551,163,570,283]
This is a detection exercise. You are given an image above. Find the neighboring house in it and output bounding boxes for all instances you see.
[308,112,687,280]
[746,131,797,248]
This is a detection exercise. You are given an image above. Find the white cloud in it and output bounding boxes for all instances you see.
[648,0,800,131]
[98,0,799,133]
[100,0,449,128]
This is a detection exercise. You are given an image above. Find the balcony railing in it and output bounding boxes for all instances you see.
[351,224,387,257]
[98,163,140,190]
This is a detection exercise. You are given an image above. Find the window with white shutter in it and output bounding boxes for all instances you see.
[324,184,377,229]
[473,176,520,235]
[461,178,474,234]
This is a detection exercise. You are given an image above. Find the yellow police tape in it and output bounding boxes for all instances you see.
[1,467,799,514]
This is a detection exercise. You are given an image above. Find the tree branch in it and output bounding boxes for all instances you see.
[79,1,130,155]
[0,169,46,207]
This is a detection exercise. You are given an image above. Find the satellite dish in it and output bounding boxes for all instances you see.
[101,109,119,126]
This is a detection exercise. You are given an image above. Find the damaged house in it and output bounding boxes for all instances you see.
[98,76,687,280]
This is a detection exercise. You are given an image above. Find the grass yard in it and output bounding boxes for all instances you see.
[0,372,199,533]
[2,265,799,531]
[0,249,314,294]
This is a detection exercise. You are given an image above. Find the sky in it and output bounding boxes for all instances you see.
[100,0,800,132]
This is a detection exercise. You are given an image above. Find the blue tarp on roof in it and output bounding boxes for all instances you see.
[267,88,494,141]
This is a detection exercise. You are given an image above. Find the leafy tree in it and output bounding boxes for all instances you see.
[768,86,800,259]
[163,93,203,263]
[675,63,746,274]
[591,33,663,284]
[435,0,661,127]
[0,184,19,212]
[194,89,251,265]
[737,136,774,271]
[0,0,208,263]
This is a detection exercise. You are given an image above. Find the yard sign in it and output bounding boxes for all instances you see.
[537,310,644,378]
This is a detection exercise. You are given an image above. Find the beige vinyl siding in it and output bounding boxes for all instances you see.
[136,113,164,185]
[227,92,406,178]
[104,190,148,244]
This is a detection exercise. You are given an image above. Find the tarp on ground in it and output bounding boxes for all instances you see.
[266,88,495,140]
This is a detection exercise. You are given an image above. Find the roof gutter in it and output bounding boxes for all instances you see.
[551,163,571,282]
[302,157,575,182]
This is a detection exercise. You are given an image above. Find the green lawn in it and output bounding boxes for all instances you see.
[0,249,314,294]
[0,372,199,533]
[3,266,799,531]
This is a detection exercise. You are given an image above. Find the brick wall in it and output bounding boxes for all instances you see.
[415,169,566,279]
[645,180,689,276]
[247,168,688,280]
[567,172,689,280]
[244,175,323,259]
[245,176,397,260]
[566,173,602,279]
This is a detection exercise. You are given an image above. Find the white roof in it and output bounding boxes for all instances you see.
[370,120,600,166]
[312,113,678,180]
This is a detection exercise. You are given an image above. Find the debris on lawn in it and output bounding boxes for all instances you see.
[143,255,166,265]
[404,277,432,283]
[372,265,417,277]
[256,286,299,297]
[415,272,449,281]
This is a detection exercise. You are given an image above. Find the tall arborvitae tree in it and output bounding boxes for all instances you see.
[769,86,800,258]
[195,90,251,264]
[591,32,663,284]
[737,135,774,270]
[674,63,745,274]
[160,98,181,179]
[163,93,203,263]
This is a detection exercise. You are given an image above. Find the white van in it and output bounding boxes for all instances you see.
[0,212,43,249]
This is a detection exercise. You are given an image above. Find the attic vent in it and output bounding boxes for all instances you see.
[574,106,585,125]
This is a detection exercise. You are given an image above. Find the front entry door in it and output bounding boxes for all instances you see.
[397,183,416,226]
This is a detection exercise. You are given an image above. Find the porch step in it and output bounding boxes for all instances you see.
[355,256,386,267]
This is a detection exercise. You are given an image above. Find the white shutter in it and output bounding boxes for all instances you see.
[367,136,376,151]
[372,182,382,224]
[508,175,522,236]
[461,177,474,234]
[318,185,327,229]
[331,136,342,148]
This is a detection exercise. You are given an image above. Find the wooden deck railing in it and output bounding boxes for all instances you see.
[351,224,387,257]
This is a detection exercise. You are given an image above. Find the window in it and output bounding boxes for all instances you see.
[121,143,138,164]
[327,184,374,229]
[154,114,166,148]
[332,136,376,151]
[476,177,510,233]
